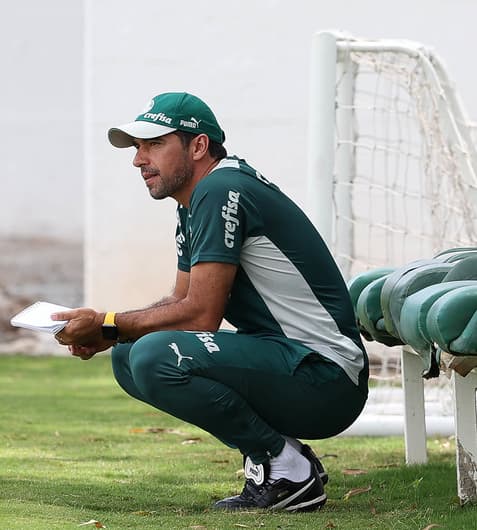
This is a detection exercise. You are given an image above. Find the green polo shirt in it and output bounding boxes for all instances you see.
[175,156,367,388]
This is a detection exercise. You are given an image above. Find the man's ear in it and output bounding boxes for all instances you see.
[191,134,210,161]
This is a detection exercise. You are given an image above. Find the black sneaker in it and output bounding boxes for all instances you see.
[284,442,330,513]
[299,443,329,485]
[214,456,327,512]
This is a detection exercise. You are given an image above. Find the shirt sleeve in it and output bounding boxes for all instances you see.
[188,177,246,266]
[175,205,191,272]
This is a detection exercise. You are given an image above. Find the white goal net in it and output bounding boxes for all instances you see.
[306,31,477,435]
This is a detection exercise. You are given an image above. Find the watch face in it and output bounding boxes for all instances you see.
[102,325,118,340]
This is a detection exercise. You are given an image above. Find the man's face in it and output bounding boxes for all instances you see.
[132,133,193,200]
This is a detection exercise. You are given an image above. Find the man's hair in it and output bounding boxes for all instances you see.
[173,130,227,160]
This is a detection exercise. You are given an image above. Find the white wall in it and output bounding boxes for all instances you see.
[85,0,477,310]
[0,0,83,240]
[4,1,477,309]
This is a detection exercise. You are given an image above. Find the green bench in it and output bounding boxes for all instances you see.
[348,250,477,504]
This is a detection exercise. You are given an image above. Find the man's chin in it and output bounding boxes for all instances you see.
[149,189,167,200]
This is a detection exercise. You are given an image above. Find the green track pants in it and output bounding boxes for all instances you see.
[111,330,367,463]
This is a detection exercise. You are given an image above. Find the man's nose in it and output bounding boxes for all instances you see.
[133,146,148,167]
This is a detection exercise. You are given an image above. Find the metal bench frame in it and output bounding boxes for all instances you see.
[402,346,477,504]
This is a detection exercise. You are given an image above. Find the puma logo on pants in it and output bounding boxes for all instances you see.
[168,342,193,367]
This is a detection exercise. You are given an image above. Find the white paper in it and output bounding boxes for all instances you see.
[10,301,71,334]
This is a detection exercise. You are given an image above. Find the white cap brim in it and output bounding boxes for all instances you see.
[108,121,177,148]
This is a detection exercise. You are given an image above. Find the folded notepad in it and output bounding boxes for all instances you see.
[10,301,71,334]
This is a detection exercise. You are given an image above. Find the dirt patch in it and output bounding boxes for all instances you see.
[0,236,82,353]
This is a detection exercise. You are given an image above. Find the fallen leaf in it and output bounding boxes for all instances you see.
[129,427,186,435]
[325,522,337,529]
[234,525,250,528]
[150,427,186,435]
[166,428,187,435]
[236,468,245,478]
[78,521,106,528]
[182,437,202,445]
[343,468,368,475]
[343,485,372,500]
[422,525,442,530]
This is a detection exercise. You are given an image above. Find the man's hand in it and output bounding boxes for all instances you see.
[67,341,116,360]
[52,308,118,360]
[52,307,103,344]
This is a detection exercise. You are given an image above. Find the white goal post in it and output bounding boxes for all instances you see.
[306,31,477,440]
[307,30,477,281]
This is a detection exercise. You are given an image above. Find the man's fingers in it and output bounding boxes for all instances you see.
[51,309,81,321]
[70,344,87,354]
[69,344,96,360]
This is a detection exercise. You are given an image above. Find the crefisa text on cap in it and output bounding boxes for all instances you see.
[143,112,172,124]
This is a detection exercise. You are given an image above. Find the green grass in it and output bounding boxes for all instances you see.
[0,355,475,530]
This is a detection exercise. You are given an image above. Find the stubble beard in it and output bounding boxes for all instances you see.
[148,159,194,200]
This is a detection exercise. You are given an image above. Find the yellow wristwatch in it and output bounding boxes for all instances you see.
[101,311,118,340]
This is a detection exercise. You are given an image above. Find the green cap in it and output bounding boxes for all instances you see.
[108,92,225,148]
